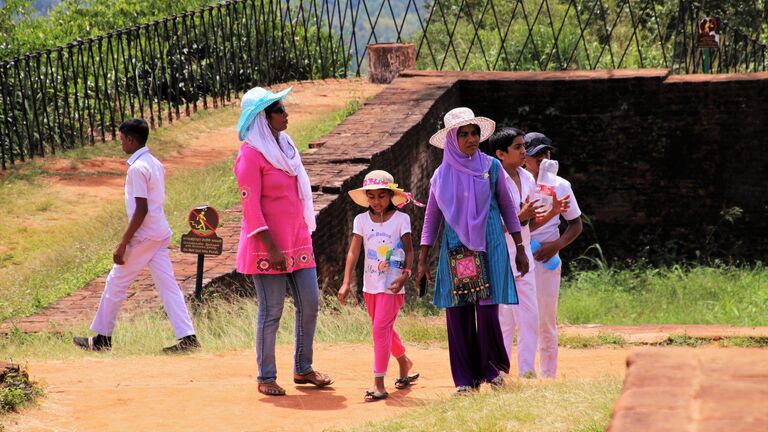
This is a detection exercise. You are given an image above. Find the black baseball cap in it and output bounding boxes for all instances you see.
[524,132,554,156]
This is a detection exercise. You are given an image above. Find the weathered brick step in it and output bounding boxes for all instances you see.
[608,348,768,432]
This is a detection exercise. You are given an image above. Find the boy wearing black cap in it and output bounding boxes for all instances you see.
[524,132,583,379]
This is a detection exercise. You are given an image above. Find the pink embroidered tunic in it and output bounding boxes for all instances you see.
[234,143,315,274]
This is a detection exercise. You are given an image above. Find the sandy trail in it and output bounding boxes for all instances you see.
[3,344,631,432]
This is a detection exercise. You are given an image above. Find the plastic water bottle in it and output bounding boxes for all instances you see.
[530,240,561,271]
[534,159,559,222]
[385,248,406,288]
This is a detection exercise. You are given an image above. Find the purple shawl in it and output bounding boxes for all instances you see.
[430,128,492,251]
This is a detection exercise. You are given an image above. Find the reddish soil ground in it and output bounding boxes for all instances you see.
[3,344,632,432]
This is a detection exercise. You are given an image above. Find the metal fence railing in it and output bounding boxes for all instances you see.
[1,0,765,169]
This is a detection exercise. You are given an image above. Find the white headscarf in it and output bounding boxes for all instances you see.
[245,111,316,233]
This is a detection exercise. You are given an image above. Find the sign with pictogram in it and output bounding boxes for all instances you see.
[181,205,223,256]
[697,17,719,49]
[180,205,224,300]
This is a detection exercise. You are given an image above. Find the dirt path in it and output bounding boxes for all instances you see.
[3,344,632,432]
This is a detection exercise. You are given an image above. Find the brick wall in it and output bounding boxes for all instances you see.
[449,70,768,263]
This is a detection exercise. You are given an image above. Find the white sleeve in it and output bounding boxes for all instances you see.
[127,165,149,199]
[521,170,537,202]
[560,180,582,220]
[400,212,412,236]
[353,214,364,236]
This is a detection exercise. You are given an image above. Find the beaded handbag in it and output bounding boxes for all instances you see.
[447,245,491,306]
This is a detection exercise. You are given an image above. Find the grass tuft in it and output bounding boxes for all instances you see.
[0,364,43,414]
[559,333,627,349]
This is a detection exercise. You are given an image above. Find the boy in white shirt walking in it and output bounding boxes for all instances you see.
[524,132,582,378]
[73,119,199,353]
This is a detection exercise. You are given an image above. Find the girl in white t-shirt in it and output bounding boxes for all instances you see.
[338,170,420,402]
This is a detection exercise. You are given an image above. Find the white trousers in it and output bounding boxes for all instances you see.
[91,236,195,339]
[534,258,561,378]
[499,231,539,377]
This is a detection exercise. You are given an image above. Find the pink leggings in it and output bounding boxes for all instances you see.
[364,293,406,377]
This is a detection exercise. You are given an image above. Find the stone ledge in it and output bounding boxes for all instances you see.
[607,348,768,432]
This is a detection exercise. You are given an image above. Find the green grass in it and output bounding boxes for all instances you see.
[559,264,768,326]
[3,292,764,360]
[657,334,768,348]
[0,99,364,322]
[338,377,622,432]
[559,333,627,349]
[0,298,446,360]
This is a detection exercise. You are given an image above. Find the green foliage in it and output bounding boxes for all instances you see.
[414,0,679,71]
[0,365,43,414]
[412,0,768,71]
[0,0,215,60]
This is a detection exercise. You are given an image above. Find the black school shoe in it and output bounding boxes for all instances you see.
[162,335,200,354]
[73,334,112,352]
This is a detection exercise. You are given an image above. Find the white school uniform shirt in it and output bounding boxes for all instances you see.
[352,210,411,295]
[530,175,582,243]
[504,167,537,273]
[125,146,172,241]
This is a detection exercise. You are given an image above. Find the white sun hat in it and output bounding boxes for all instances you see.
[348,170,410,208]
[428,107,496,149]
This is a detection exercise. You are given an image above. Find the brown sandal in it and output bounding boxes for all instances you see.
[293,370,333,387]
[258,382,286,396]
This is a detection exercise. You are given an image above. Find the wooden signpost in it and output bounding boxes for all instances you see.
[180,205,223,300]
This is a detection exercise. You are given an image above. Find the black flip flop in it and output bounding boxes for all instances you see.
[394,373,420,389]
[364,390,389,402]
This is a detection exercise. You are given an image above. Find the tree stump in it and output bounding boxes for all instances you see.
[367,43,416,84]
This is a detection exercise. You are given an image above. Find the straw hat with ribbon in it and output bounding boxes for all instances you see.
[348,170,424,209]
[237,86,292,140]
[428,107,495,148]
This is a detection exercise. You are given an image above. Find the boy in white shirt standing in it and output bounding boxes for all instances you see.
[524,132,582,378]
[484,127,542,378]
[73,118,199,353]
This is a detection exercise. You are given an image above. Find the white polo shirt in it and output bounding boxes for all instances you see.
[531,175,581,243]
[125,146,172,241]
[503,167,537,244]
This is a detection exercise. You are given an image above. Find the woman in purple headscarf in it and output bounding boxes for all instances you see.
[416,107,529,394]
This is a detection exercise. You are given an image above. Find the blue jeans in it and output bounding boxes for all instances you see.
[252,268,320,384]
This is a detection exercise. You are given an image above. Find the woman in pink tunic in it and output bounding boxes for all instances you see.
[234,86,333,397]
